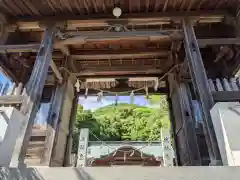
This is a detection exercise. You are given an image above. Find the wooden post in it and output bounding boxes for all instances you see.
[41,81,67,165]
[10,24,57,166]
[43,76,76,166]
[63,94,78,166]
[182,18,222,165]
[168,74,201,165]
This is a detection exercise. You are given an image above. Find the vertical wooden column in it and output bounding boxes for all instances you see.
[182,18,221,165]
[63,93,78,166]
[45,76,76,166]
[41,80,67,165]
[168,74,201,165]
[10,25,57,166]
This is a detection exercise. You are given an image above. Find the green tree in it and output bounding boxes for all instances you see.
[72,100,170,153]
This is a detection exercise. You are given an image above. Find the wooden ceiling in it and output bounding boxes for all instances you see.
[0,0,238,18]
[0,0,239,85]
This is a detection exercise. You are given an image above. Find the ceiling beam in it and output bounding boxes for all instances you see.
[70,50,169,60]
[9,11,226,29]
[56,31,180,46]
[72,66,163,76]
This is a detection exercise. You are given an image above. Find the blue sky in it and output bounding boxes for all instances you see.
[0,72,11,86]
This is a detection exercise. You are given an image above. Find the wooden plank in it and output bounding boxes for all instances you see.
[198,38,240,47]
[10,25,57,166]
[182,18,222,165]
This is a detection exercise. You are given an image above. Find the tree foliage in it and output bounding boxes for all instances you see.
[72,96,169,153]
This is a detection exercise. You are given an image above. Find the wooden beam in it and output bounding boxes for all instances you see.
[9,11,226,30]
[50,60,63,83]
[56,31,180,46]
[70,50,169,60]
[0,44,40,53]
[183,18,222,165]
[198,38,240,47]
[10,25,57,166]
[73,66,163,76]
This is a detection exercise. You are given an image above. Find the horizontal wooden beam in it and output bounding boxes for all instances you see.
[0,44,40,53]
[56,31,180,46]
[9,11,226,30]
[198,38,240,47]
[73,66,163,76]
[70,50,169,60]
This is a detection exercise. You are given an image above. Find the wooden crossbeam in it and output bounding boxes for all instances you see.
[9,11,226,30]
[73,66,163,76]
[70,50,169,60]
[56,31,177,46]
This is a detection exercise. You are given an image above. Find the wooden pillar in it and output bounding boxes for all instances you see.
[63,93,78,166]
[41,81,67,165]
[182,18,222,165]
[10,25,57,166]
[168,74,201,165]
[43,76,76,166]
